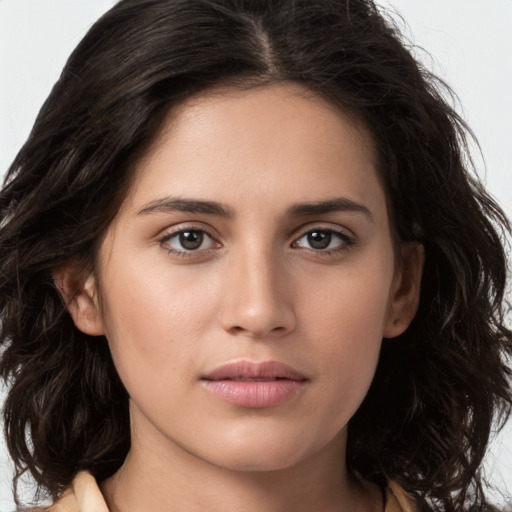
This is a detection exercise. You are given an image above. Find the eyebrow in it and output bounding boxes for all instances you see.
[138,197,233,217]
[287,197,374,222]
[137,195,373,222]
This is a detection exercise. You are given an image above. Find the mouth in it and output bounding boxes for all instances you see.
[201,360,308,408]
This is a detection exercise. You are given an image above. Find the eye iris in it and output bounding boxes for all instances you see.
[179,231,203,250]
[307,231,331,249]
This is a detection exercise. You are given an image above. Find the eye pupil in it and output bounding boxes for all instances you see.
[307,231,331,249]
[179,231,203,250]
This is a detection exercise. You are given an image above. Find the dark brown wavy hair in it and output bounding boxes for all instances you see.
[1,0,511,510]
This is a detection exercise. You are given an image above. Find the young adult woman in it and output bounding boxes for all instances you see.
[1,1,510,511]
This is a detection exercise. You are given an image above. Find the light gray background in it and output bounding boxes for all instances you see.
[0,0,511,509]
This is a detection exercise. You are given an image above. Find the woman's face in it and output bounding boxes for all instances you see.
[69,83,422,473]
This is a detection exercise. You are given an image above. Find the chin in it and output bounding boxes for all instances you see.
[215,450,306,473]
[183,410,348,475]
[198,430,323,473]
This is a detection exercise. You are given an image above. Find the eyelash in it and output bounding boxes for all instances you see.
[292,228,355,255]
[159,226,219,259]
[158,226,355,259]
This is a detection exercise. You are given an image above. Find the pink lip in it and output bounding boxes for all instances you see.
[201,360,308,408]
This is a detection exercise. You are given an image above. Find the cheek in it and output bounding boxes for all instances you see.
[300,254,394,344]
[98,261,220,391]
[299,257,393,404]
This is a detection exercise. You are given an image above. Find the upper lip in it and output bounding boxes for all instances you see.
[202,360,307,381]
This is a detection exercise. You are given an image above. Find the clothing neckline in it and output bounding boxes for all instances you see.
[36,470,418,512]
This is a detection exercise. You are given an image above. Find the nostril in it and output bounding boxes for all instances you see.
[228,324,289,338]
[220,284,296,337]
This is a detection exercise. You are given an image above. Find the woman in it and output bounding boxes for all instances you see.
[0,1,510,511]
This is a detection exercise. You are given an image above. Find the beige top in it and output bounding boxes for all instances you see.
[24,471,418,512]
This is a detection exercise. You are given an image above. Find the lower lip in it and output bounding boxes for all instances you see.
[202,379,307,408]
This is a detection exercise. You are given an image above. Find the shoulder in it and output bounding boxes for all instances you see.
[20,472,110,512]
[385,481,509,512]
[385,480,420,512]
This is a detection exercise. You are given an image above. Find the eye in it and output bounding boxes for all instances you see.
[161,229,219,254]
[293,228,353,251]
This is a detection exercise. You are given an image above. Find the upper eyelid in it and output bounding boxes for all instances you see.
[158,223,219,240]
[159,228,220,257]
[291,223,354,240]
[158,226,220,254]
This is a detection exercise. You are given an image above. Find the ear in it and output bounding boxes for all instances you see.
[53,265,105,336]
[383,242,424,338]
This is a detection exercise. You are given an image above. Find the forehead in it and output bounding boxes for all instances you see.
[122,82,384,220]
[148,82,376,165]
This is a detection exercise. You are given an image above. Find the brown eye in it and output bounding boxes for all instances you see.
[162,229,216,253]
[307,231,332,249]
[179,231,204,250]
[293,228,353,252]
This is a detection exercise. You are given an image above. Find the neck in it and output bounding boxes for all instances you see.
[101,421,382,512]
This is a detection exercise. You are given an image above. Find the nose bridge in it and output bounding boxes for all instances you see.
[221,238,295,337]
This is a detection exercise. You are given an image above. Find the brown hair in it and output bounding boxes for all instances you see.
[0,1,510,510]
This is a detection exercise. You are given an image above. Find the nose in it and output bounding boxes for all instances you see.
[220,246,296,338]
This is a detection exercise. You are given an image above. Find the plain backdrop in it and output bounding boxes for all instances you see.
[0,0,511,509]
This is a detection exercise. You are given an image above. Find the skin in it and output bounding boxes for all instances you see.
[61,83,423,512]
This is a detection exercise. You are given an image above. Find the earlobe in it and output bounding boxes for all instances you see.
[53,266,105,336]
[383,243,424,338]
